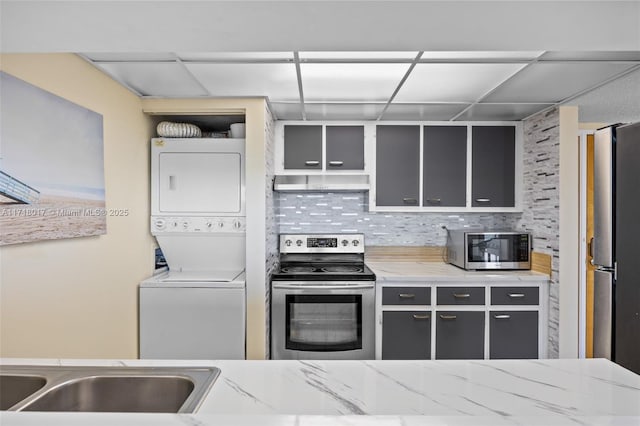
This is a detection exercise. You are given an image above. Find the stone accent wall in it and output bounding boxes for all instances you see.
[264,104,277,358]
[509,107,560,358]
[276,192,518,246]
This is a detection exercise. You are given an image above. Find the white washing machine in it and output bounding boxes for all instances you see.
[139,271,245,360]
[140,137,247,359]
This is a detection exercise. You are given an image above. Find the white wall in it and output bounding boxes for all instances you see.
[0,54,155,358]
[559,106,580,358]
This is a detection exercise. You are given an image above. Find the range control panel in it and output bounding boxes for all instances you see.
[279,234,364,254]
[151,216,246,234]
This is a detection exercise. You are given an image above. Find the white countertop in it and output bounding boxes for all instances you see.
[368,261,549,282]
[2,358,639,425]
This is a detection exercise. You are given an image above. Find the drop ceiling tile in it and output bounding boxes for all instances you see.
[420,51,543,61]
[305,103,386,120]
[539,51,640,62]
[300,52,418,60]
[454,103,554,121]
[96,62,207,97]
[185,63,299,101]
[83,53,177,61]
[484,62,636,103]
[269,103,303,120]
[395,63,525,103]
[300,63,410,102]
[178,52,293,61]
[380,104,469,121]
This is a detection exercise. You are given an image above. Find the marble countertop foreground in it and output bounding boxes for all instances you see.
[2,358,639,425]
[368,261,550,282]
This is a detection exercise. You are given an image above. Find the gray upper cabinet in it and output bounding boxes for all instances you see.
[284,125,322,169]
[472,126,516,207]
[376,125,420,207]
[423,126,467,207]
[326,126,365,170]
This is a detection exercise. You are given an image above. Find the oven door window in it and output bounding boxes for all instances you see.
[467,234,529,263]
[285,294,362,352]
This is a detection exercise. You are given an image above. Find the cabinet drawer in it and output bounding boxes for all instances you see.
[491,287,539,305]
[436,287,484,305]
[382,287,430,305]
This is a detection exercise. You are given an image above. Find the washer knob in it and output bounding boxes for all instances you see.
[217,221,225,228]
[285,239,292,247]
[296,239,303,247]
[341,239,349,247]
[182,221,189,230]
[352,239,360,247]
[206,221,212,228]
[233,220,242,230]
[154,219,166,230]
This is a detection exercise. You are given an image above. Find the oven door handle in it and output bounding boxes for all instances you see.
[272,283,375,290]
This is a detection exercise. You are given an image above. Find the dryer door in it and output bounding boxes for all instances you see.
[158,151,242,214]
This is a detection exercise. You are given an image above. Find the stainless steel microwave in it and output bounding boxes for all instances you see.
[446,230,532,270]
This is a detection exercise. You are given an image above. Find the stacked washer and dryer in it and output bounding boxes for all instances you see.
[139,137,246,359]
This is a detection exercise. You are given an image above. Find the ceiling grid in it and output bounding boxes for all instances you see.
[81,51,640,121]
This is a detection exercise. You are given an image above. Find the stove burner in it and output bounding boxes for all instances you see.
[320,265,364,273]
[281,266,317,273]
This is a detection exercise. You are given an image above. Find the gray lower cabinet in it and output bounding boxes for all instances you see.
[472,126,516,207]
[490,311,538,359]
[284,125,322,169]
[376,125,420,207]
[326,125,364,170]
[382,311,431,360]
[423,126,467,207]
[436,311,485,360]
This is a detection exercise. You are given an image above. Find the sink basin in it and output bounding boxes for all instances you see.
[0,365,219,413]
[0,375,47,410]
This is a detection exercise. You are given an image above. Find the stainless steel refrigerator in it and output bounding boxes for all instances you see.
[592,122,640,374]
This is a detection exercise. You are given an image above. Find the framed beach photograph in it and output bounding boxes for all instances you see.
[0,71,106,245]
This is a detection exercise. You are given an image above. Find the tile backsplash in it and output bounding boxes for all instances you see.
[275,192,521,245]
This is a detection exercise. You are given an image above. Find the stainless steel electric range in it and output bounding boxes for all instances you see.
[270,234,376,360]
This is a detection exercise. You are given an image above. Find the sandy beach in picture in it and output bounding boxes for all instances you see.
[0,195,107,245]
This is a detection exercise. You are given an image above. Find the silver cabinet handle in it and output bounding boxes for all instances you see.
[328,161,343,166]
[475,198,491,203]
[398,293,415,299]
[426,198,441,204]
[508,293,525,298]
[305,160,320,166]
[494,314,511,319]
[453,293,470,298]
[439,314,457,320]
[402,198,417,205]
[412,314,430,320]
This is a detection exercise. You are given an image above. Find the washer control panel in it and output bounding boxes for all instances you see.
[151,216,246,234]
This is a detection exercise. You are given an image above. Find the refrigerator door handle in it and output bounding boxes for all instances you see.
[593,270,614,360]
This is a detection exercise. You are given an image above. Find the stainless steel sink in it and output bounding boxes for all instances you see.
[0,365,220,413]
[0,374,47,410]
